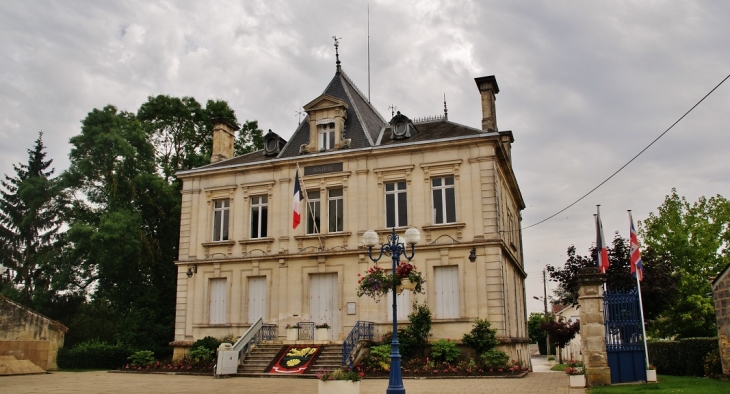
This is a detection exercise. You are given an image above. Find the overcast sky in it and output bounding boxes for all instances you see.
[2,1,729,315]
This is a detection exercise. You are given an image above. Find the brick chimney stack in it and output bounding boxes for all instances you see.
[474,76,500,132]
[210,119,239,163]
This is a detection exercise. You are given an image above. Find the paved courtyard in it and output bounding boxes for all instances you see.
[0,370,584,394]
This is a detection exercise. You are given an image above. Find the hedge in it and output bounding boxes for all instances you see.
[648,337,718,377]
[57,340,134,370]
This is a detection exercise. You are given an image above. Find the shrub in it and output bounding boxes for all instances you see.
[462,319,499,357]
[128,350,155,367]
[381,328,419,359]
[191,336,221,353]
[430,339,461,363]
[480,349,509,369]
[57,340,133,370]
[407,301,431,357]
[319,368,362,381]
[648,337,719,377]
[364,344,392,371]
[704,348,723,378]
[188,347,214,363]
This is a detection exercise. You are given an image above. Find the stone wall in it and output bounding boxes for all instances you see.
[0,296,67,370]
[712,267,730,375]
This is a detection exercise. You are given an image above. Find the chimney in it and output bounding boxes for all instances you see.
[474,76,500,132]
[210,119,239,163]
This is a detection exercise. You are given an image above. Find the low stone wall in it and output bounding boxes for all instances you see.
[0,296,67,370]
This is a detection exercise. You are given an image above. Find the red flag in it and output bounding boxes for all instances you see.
[596,207,609,274]
[292,170,303,229]
[629,211,644,281]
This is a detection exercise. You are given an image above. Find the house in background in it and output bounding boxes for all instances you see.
[170,56,529,364]
[0,296,67,373]
[554,304,582,362]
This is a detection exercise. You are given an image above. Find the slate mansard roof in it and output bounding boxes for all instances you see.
[190,68,504,171]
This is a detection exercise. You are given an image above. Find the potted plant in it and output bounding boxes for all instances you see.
[285,323,301,341]
[565,360,585,388]
[395,261,425,293]
[315,323,331,341]
[357,266,395,301]
[318,368,362,394]
[646,364,657,382]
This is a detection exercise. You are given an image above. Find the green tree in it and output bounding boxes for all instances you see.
[0,132,68,307]
[640,189,730,338]
[64,105,180,352]
[137,95,238,180]
[528,312,549,354]
[234,120,264,156]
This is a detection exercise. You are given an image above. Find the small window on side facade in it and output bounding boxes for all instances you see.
[250,196,268,238]
[307,191,321,234]
[328,188,344,233]
[212,199,230,241]
[385,181,407,228]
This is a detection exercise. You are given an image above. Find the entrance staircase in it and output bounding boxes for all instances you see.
[236,342,343,378]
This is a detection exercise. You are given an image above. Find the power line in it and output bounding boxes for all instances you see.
[522,73,730,230]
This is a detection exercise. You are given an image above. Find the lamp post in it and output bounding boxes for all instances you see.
[362,227,420,394]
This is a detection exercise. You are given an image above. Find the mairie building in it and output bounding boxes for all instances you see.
[171,60,528,364]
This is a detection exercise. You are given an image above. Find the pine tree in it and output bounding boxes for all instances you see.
[0,132,66,304]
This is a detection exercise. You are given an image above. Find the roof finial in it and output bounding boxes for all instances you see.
[333,36,342,72]
[388,104,397,118]
[443,93,448,120]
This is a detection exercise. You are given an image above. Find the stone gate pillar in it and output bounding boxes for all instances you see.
[577,267,611,387]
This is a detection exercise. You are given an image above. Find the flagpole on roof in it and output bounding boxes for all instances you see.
[629,210,651,368]
[295,162,324,251]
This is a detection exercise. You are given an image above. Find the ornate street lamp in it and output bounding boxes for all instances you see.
[362,227,420,394]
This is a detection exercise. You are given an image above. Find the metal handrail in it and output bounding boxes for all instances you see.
[342,321,374,368]
[231,318,276,365]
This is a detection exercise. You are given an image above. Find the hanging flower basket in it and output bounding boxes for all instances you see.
[357,266,396,301]
[395,262,425,293]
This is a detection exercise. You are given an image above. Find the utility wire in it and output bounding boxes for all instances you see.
[522,73,730,230]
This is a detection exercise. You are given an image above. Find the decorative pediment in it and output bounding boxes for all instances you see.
[303,94,349,113]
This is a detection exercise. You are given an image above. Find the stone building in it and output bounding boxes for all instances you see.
[0,296,67,372]
[171,59,528,364]
[712,262,730,375]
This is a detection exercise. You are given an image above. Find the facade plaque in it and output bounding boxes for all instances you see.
[304,162,343,176]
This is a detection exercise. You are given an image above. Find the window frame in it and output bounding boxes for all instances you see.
[385,181,408,228]
[318,122,335,151]
[306,190,321,234]
[250,195,268,239]
[212,199,230,241]
[431,176,456,224]
[328,188,344,233]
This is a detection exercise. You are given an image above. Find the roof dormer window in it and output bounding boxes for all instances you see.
[318,121,335,151]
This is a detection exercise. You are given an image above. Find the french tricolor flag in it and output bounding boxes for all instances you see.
[292,170,303,229]
[595,206,610,274]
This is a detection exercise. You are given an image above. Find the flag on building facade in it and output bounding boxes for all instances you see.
[629,211,644,281]
[595,207,610,273]
[292,170,303,229]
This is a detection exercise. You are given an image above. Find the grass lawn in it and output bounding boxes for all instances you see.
[589,375,730,393]
[550,364,568,371]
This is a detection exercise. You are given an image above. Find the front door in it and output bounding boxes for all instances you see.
[309,273,338,340]
[248,276,266,323]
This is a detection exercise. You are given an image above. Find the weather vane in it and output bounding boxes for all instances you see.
[333,35,342,70]
[388,104,397,118]
[294,109,305,125]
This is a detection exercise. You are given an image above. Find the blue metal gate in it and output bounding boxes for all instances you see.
[603,288,647,383]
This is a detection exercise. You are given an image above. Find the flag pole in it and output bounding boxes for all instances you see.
[629,210,650,368]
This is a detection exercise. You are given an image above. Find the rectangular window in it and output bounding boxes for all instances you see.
[385,181,408,228]
[306,191,321,234]
[212,199,230,241]
[434,265,460,318]
[250,196,268,238]
[209,278,227,324]
[318,123,335,151]
[431,176,456,224]
[328,188,344,233]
